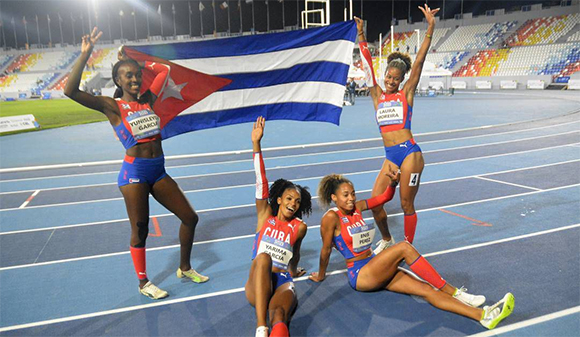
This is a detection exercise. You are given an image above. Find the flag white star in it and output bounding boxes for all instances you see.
[161,77,187,102]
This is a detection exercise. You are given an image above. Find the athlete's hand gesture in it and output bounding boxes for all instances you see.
[252,116,265,144]
[81,27,102,55]
[418,4,440,26]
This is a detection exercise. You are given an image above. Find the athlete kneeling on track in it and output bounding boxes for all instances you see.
[309,173,514,330]
[65,28,208,300]
[246,116,312,337]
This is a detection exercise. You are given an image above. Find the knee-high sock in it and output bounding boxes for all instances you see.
[404,213,417,244]
[270,322,289,337]
[130,246,147,280]
[409,256,446,289]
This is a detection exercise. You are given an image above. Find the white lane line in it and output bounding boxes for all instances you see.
[474,176,543,192]
[17,190,40,209]
[1,223,578,333]
[2,122,578,188]
[1,159,578,235]
[1,141,578,211]
[1,118,578,178]
[33,229,55,264]
[1,183,578,270]
[469,306,580,337]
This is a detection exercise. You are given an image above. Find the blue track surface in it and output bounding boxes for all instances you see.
[0,91,579,336]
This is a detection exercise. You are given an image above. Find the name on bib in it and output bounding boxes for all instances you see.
[348,224,376,253]
[126,109,161,140]
[257,235,293,270]
[376,101,404,126]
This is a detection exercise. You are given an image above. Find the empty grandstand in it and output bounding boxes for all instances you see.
[0,0,579,98]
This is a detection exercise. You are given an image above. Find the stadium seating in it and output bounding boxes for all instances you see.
[438,21,517,52]
[381,28,449,55]
[567,30,580,42]
[506,13,580,46]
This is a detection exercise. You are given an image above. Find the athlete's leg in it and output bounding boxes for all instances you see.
[120,183,151,288]
[372,159,398,241]
[151,175,199,272]
[245,253,274,328]
[399,151,424,243]
[267,283,297,337]
[386,270,483,320]
[356,241,418,291]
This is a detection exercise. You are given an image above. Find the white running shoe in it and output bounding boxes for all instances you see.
[373,237,396,255]
[255,326,268,337]
[453,287,486,307]
[480,293,515,330]
[139,281,169,300]
[177,268,209,283]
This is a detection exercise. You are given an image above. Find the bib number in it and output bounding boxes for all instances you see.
[376,101,404,126]
[126,109,161,140]
[349,225,376,253]
[257,236,293,270]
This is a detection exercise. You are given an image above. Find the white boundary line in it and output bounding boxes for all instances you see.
[1,223,578,333]
[1,123,578,191]
[17,190,40,208]
[1,159,578,235]
[474,176,543,192]
[1,183,578,270]
[468,306,580,337]
[1,111,577,174]
[0,129,577,201]
[2,119,578,185]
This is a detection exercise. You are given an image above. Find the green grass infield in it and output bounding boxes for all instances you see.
[0,99,107,136]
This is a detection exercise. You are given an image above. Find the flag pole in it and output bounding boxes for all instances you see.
[251,0,255,34]
[146,7,150,39]
[227,1,231,35]
[23,17,29,48]
[69,13,75,45]
[133,8,138,40]
[58,14,64,44]
[172,3,177,38]
[212,0,216,35]
[188,2,193,36]
[239,0,243,33]
[200,2,204,37]
[266,0,269,32]
[47,15,52,46]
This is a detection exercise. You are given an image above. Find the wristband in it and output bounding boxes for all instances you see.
[425,34,432,39]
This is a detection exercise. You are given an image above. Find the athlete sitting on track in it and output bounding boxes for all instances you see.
[64,28,208,300]
[356,4,438,253]
[246,116,312,337]
[309,174,514,330]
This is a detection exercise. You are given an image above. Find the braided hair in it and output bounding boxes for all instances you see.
[269,178,312,219]
[317,174,353,209]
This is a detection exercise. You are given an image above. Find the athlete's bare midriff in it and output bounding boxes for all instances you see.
[381,128,413,147]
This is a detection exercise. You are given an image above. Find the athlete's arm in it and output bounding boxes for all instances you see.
[142,61,170,106]
[358,170,400,211]
[288,222,308,277]
[252,116,272,231]
[64,28,118,120]
[309,212,337,282]
[403,4,440,106]
[355,17,381,108]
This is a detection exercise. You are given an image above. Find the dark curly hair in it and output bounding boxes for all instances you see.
[386,51,413,76]
[269,178,312,219]
[111,59,151,103]
[317,174,353,209]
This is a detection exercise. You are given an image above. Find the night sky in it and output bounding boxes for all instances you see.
[0,0,555,49]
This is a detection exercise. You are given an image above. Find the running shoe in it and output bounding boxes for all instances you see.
[177,268,209,283]
[453,287,486,307]
[255,326,268,337]
[480,293,515,330]
[139,281,169,300]
[373,237,396,255]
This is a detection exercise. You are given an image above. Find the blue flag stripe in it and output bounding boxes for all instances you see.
[218,61,349,91]
[161,102,342,139]
[132,21,357,60]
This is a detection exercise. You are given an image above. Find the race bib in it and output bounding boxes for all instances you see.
[126,109,161,140]
[257,235,293,269]
[376,101,404,126]
[348,224,376,253]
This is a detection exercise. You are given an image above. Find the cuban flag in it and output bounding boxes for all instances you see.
[125,20,357,139]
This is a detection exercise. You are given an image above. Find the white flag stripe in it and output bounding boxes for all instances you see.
[172,40,354,75]
[179,82,346,115]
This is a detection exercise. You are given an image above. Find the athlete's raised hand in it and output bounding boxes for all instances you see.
[81,27,102,55]
[252,116,265,144]
[418,4,440,26]
[354,16,364,35]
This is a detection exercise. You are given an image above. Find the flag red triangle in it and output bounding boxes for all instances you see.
[124,47,232,129]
